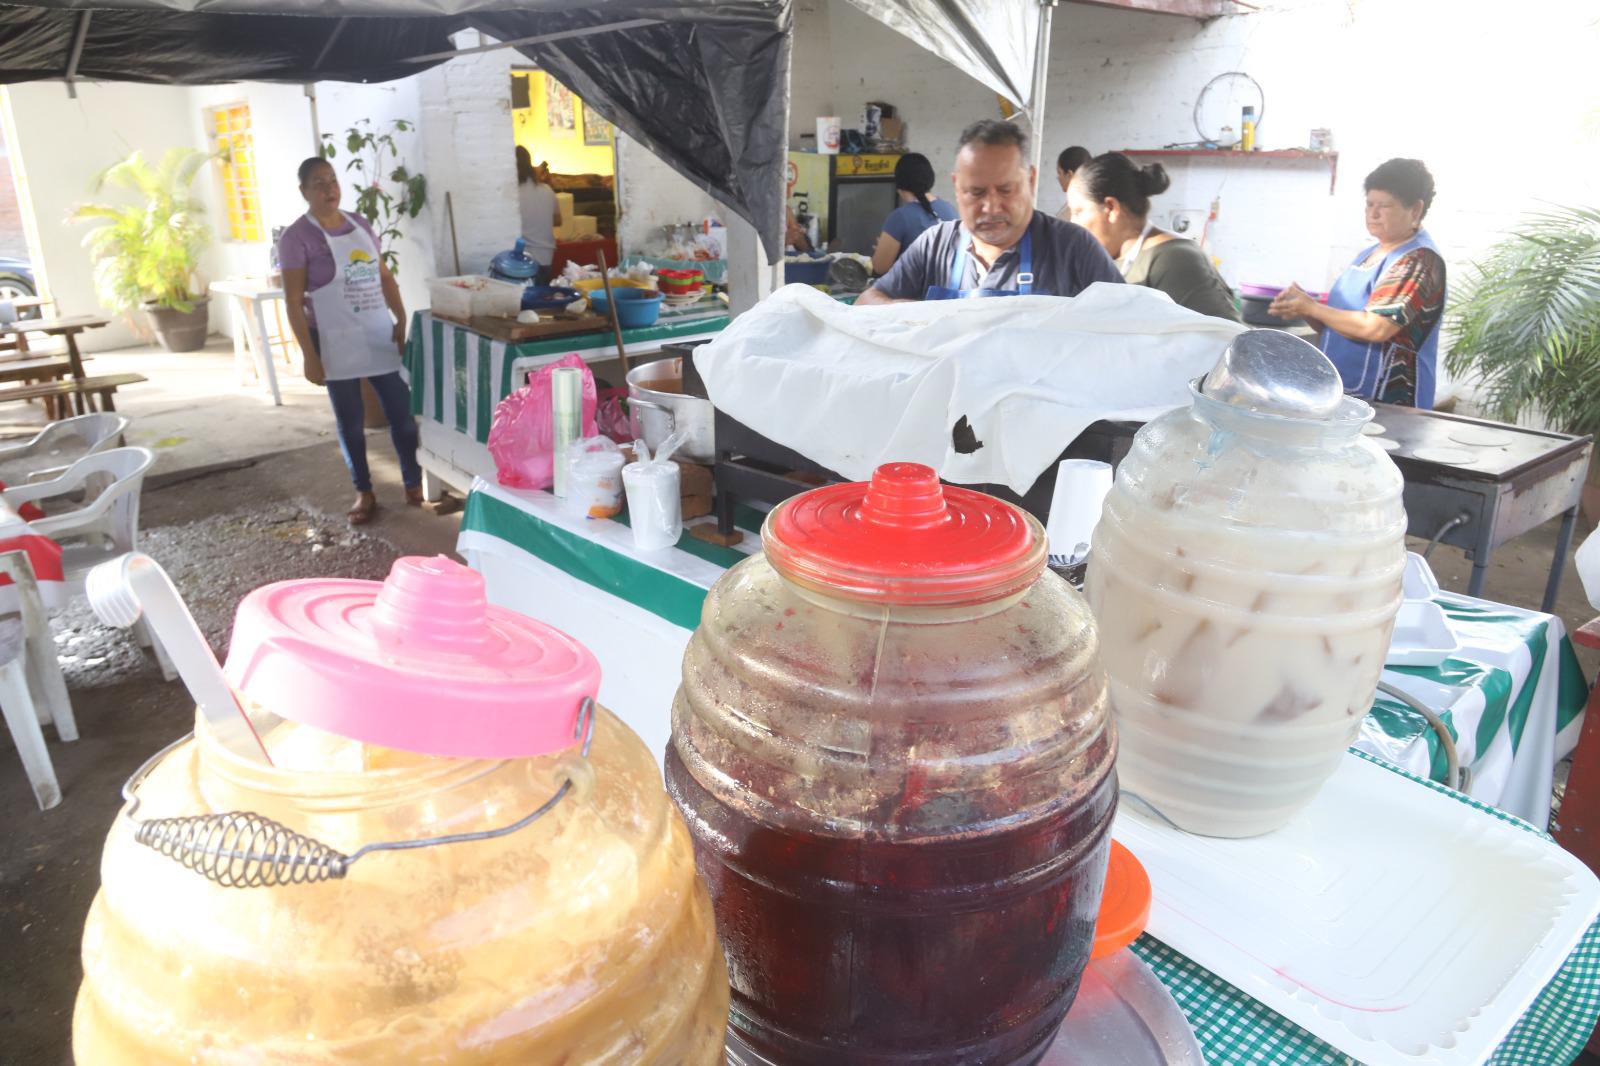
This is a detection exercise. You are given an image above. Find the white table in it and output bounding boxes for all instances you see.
[210,278,293,406]
[457,477,1587,830]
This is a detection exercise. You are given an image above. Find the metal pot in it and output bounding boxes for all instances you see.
[626,356,715,465]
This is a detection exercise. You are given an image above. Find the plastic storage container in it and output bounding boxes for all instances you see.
[783,253,832,286]
[668,462,1119,1065]
[75,556,727,1064]
[1087,330,1406,838]
[427,275,523,321]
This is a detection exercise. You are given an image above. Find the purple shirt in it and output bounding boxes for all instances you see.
[277,212,379,327]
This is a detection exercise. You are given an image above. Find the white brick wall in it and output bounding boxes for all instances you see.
[419,33,519,277]
[616,136,721,256]
[793,0,1600,293]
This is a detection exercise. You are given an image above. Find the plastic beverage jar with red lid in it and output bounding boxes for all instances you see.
[75,555,728,1064]
[668,463,1118,1065]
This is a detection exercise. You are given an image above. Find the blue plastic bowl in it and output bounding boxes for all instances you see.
[589,287,664,329]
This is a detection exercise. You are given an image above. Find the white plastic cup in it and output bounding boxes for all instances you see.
[1046,459,1114,563]
[623,462,682,552]
[565,448,625,520]
[0,300,15,326]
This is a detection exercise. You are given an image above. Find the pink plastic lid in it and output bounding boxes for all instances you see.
[222,556,600,759]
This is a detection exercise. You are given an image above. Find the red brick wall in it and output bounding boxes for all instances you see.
[0,125,29,259]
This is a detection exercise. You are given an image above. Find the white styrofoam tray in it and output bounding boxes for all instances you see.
[1115,754,1600,1065]
[1387,600,1462,667]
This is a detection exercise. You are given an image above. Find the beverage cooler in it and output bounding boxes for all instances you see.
[786,152,902,257]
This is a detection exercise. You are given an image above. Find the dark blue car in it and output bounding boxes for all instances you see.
[0,254,39,319]
[0,254,33,297]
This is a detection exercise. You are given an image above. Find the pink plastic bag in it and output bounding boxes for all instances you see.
[487,354,598,489]
[596,387,633,444]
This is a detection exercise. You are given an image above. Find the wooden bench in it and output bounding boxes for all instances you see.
[0,373,147,415]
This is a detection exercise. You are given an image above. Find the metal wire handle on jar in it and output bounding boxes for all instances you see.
[118,697,597,888]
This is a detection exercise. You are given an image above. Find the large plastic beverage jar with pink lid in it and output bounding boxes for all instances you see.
[74,555,727,1064]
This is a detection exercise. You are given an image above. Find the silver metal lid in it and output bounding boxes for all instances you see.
[1200,329,1344,419]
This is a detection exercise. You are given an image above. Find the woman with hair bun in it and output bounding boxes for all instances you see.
[1271,157,1444,408]
[870,153,959,276]
[1066,151,1239,320]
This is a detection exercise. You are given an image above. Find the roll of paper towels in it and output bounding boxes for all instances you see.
[817,116,841,155]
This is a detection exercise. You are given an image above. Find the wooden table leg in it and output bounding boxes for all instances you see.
[64,332,87,415]
[273,299,296,365]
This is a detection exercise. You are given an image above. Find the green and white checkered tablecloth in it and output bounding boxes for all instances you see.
[1358,599,1588,831]
[461,484,1600,1064]
[402,308,729,445]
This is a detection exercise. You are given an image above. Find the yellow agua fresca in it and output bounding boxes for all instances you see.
[73,707,728,1064]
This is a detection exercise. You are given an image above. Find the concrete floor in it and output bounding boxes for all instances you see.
[2,336,1598,1062]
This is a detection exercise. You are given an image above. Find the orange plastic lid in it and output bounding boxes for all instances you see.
[1092,841,1152,960]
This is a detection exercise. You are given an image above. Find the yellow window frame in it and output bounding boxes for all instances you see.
[208,103,262,243]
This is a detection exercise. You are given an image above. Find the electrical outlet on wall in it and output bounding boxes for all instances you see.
[1169,209,1207,236]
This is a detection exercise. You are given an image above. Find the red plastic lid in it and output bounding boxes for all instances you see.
[763,462,1044,605]
[1092,841,1153,960]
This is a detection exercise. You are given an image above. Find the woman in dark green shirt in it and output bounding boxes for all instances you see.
[1065,152,1240,321]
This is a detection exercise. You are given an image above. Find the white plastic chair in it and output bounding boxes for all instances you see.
[5,447,155,570]
[1,448,168,674]
[0,550,75,811]
[0,413,130,486]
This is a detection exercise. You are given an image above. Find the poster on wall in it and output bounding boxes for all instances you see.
[582,102,612,146]
[546,74,575,138]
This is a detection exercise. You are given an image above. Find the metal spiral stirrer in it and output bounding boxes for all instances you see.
[121,697,597,888]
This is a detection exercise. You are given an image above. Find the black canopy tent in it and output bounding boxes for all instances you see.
[0,0,794,262]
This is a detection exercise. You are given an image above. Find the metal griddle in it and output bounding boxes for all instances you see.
[1368,403,1591,610]
[679,341,1592,611]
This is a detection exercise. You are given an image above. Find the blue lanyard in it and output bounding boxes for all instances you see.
[948,228,1034,295]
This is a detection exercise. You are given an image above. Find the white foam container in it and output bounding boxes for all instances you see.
[1115,753,1600,1065]
[1387,600,1461,667]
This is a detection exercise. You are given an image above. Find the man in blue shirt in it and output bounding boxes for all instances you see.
[858,120,1122,304]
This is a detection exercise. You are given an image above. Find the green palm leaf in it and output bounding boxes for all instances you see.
[68,147,216,314]
[1446,204,1600,436]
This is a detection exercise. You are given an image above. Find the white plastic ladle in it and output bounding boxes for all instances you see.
[87,553,273,765]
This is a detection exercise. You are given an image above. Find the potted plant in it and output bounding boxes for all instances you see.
[1445,205,1600,517]
[70,148,213,352]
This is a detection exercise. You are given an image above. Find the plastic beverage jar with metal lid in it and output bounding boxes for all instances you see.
[74,555,727,1064]
[668,463,1118,1066]
[1087,330,1407,838]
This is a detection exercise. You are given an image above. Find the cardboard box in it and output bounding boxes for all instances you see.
[677,461,714,498]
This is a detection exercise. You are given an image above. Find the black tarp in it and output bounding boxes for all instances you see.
[0,1,792,261]
[843,0,1038,108]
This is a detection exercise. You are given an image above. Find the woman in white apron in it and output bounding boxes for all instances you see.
[280,158,422,525]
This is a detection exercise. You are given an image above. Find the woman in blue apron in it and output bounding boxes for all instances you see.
[280,157,422,525]
[1271,158,1446,409]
